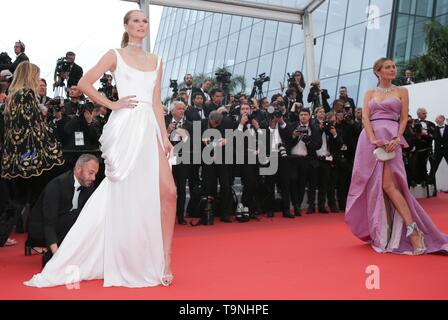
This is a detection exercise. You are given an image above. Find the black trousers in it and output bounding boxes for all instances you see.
[202,164,233,218]
[308,160,332,209]
[335,157,353,210]
[327,162,338,208]
[412,149,431,184]
[41,210,80,268]
[262,157,290,213]
[172,163,189,220]
[289,156,315,208]
[239,164,261,213]
[429,150,448,184]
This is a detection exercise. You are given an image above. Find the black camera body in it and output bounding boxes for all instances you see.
[78,101,94,114]
[323,121,334,131]
[55,57,72,75]
[48,98,64,112]
[170,79,178,95]
[0,52,12,65]
[253,73,270,89]
[99,74,109,86]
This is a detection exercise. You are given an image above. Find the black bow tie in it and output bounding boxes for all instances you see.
[76,186,83,191]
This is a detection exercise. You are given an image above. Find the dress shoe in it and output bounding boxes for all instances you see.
[220,216,233,223]
[177,218,187,225]
[329,205,339,213]
[293,206,302,217]
[283,211,295,219]
[319,207,330,214]
[307,206,315,214]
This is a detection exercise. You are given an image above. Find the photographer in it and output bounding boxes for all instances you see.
[285,108,322,215]
[37,79,50,105]
[64,85,85,116]
[232,103,264,219]
[204,88,224,118]
[192,79,212,105]
[338,86,356,115]
[65,52,83,89]
[165,101,193,225]
[399,69,416,86]
[0,41,29,73]
[307,80,330,113]
[98,74,116,101]
[260,106,295,218]
[200,111,234,223]
[412,108,435,186]
[182,74,195,106]
[62,100,102,169]
[287,71,305,104]
[333,110,357,211]
[428,115,448,190]
[310,108,343,213]
[284,88,298,113]
[47,97,69,146]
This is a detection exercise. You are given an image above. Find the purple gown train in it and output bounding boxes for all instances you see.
[345,96,448,254]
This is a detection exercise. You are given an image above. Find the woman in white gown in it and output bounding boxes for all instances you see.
[24,10,177,288]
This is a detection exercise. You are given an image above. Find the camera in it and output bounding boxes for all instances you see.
[413,121,423,134]
[48,98,64,112]
[323,121,334,131]
[77,101,94,114]
[215,71,232,89]
[169,79,178,95]
[55,57,72,75]
[0,52,12,66]
[99,74,109,86]
[266,106,282,120]
[287,73,295,87]
[253,73,270,89]
[344,112,354,122]
[278,143,288,158]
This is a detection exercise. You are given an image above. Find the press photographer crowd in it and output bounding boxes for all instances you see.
[1,41,447,264]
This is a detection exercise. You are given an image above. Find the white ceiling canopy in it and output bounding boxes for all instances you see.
[122,0,327,82]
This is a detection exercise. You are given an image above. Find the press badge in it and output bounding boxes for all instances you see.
[75,132,85,146]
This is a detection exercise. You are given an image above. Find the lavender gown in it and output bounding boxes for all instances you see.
[345,96,448,254]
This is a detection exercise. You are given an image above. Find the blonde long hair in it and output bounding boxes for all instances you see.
[373,57,393,86]
[121,9,146,48]
[5,61,40,113]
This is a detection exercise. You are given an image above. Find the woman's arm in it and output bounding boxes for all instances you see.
[362,89,378,145]
[77,50,137,111]
[151,57,173,158]
[398,87,409,138]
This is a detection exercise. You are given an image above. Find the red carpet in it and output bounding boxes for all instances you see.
[1,194,447,300]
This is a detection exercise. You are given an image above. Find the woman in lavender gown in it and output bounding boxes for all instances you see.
[345,58,448,255]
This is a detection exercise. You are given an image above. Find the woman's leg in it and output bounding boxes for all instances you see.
[156,139,177,279]
[382,162,424,251]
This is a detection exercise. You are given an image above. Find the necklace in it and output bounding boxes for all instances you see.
[128,41,143,48]
[375,84,396,94]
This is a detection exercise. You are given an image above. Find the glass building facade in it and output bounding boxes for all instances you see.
[153,0,448,105]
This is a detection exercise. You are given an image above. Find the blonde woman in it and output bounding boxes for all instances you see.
[1,61,64,211]
[345,58,448,255]
[25,9,176,288]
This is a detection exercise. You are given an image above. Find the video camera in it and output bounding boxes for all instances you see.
[253,73,270,89]
[215,71,232,89]
[170,79,178,95]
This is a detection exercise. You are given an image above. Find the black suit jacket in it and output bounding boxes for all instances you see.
[67,63,83,88]
[11,53,30,72]
[434,125,448,154]
[308,87,331,112]
[185,105,207,122]
[28,170,96,246]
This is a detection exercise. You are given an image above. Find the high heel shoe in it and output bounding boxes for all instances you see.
[406,222,427,255]
[162,274,174,286]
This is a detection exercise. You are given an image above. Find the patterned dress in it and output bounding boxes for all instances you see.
[1,88,64,179]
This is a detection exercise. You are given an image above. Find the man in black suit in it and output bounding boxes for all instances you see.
[185,92,207,122]
[307,80,330,113]
[399,69,416,86]
[414,107,436,185]
[429,115,448,188]
[65,51,83,89]
[285,108,322,215]
[338,86,356,115]
[259,108,295,218]
[27,154,99,267]
[165,101,193,225]
[182,74,195,107]
[191,79,212,106]
[204,88,225,118]
[200,111,234,223]
[0,41,29,73]
[310,109,343,214]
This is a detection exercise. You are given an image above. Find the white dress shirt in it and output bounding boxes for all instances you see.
[71,176,82,211]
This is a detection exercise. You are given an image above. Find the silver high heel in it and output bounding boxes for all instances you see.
[162,274,174,286]
[406,222,427,255]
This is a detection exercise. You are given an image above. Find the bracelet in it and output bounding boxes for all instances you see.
[392,136,401,143]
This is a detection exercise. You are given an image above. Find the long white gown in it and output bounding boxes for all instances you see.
[24,49,168,288]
